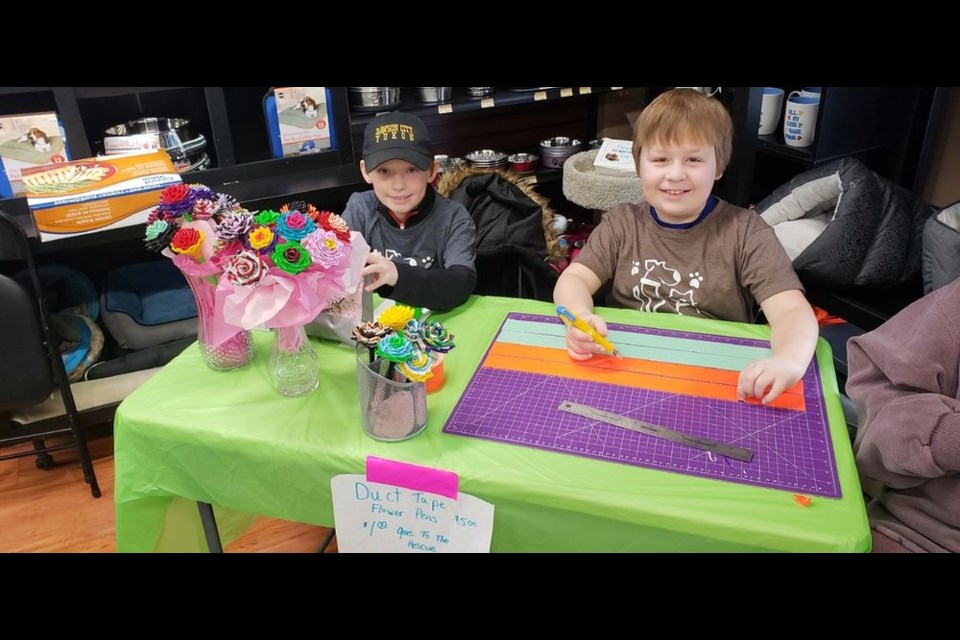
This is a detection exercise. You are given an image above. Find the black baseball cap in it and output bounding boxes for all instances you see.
[362,112,435,171]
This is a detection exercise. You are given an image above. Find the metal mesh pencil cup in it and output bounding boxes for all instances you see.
[355,344,428,441]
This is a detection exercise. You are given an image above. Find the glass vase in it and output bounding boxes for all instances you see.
[270,325,320,396]
[182,272,254,371]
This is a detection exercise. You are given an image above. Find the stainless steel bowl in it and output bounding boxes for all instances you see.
[348,87,402,111]
[540,136,583,169]
[105,117,193,141]
[507,153,539,173]
[435,155,466,173]
[103,117,207,167]
[465,87,495,97]
[416,87,452,104]
[465,149,508,169]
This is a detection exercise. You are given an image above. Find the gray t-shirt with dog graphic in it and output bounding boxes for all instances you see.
[575,199,801,323]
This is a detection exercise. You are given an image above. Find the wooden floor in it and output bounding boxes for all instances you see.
[0,434,337,553]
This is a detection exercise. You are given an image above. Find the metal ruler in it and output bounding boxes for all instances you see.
[558,401,754,463]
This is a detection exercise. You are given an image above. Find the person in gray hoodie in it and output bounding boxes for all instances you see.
[342,111,476,312]
[846,277,960,552]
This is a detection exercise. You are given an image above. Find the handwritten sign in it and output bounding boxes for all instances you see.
[331,475,494,553]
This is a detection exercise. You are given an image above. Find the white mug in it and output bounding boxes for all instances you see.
[676,87,721,97]
[799,87,822,101]
[783,95,820,148]
[758,87,784,136]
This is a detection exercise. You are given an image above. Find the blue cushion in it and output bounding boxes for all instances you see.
[103,260,196,326]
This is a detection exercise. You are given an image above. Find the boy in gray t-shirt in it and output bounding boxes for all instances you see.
[342,112,476,311]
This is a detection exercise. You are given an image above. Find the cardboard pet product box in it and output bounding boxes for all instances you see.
[24,150,181,243]
[0,111,70,198]
[274,86,333,156]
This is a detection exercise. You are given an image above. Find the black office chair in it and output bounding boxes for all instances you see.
[0,210,101,498]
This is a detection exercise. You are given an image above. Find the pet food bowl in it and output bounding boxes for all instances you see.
[104,117,208,173]
[465,87,495,97]
[105,117,194,146]
[416,87,452,104]
[348,87,402,111]
[540,136,583,169]
[508,153,539,174]
[104,118,197,153]
[588,138,605,150]
[435,155,466,173]
[465,149,508,170]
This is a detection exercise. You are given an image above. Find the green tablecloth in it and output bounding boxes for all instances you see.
[114,296,869,552]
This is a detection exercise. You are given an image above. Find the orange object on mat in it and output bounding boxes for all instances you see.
[425,356,445,393]
[812,305,848,327]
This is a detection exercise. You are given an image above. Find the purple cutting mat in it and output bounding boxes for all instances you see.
[443,313,840,498]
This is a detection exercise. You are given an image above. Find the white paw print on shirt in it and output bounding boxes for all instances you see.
[631,261,641,276]
[689,272,704,288]
[421,256,435,270]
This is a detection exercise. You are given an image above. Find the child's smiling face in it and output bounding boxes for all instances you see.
[638,136,721,224]
[361,158,438,222]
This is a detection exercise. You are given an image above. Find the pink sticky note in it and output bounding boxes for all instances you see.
[365,456,459,500]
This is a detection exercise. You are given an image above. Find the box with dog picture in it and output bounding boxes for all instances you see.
[0,111,70,198]
[273,86,333,156]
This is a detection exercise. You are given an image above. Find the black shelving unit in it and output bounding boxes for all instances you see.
[348,87,624,121]
[1,86,634,249]
[734,86,945,204]
[347,87,624,174]
[736,86,948,340]
[0,86,363,246]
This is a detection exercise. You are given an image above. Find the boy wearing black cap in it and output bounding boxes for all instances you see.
[342,112,477,311]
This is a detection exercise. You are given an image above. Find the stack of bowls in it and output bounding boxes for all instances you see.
[464,149,508,170]
[104,117,209,174]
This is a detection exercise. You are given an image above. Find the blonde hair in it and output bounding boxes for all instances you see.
[632,88,733,172]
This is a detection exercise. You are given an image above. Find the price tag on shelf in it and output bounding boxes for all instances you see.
[438,104,453,115]
[480,98,495,109]
[534,91,548,101]
[579,87,592,94]
[611,87,624,90]
[560,88,574,98]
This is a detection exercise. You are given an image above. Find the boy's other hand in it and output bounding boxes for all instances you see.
[565,312,609,361]
[362,250,399,291]
[736,356,806,404]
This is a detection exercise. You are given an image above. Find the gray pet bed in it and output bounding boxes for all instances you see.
[562,150,643,211]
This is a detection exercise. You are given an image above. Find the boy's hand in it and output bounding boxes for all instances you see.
[737,356,806,404]
[361,250,399,291]
[564,312,609,361]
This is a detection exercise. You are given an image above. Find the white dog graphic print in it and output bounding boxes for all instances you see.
[384,248,435,269]
[631,258,702,315]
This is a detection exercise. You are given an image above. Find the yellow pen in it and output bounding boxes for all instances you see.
[556,305,623,358]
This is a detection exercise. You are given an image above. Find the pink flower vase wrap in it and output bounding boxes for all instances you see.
[143,183,254,371]
[212,205,371,396]
[173,253,254,370]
